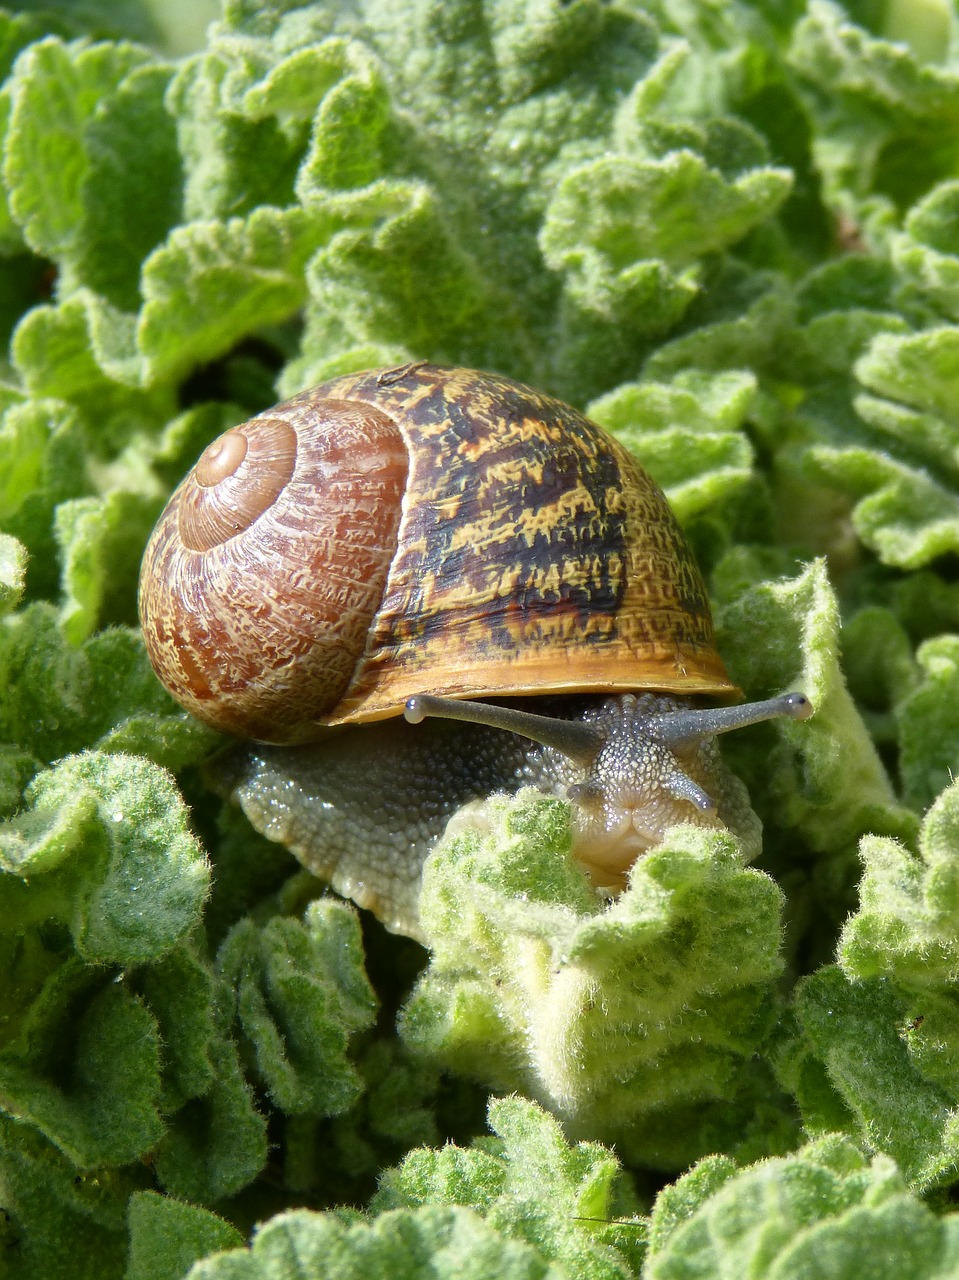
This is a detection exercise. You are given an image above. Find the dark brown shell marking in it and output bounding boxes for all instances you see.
[307,364,734,723]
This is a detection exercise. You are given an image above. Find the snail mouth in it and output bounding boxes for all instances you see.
[570,794,727,888]
[569,810,658,889]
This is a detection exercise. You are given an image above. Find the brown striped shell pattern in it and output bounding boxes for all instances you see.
[138,362,738,744]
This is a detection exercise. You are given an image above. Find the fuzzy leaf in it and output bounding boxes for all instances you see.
[71,61,182,308]
[55,491,164,642]
[897,637,959,813]
[289,180,502,386]
[137,205,323,384]
[790,1,959,121]
[0,1115,132,1280]
[187,1205,560,1280]
[808,446,959,569]
[374,1095,642,1278]
[784,967,959,1191]
[840,780,959,989]
[12,288,150,398]
[715,559,915,854]
[401,795,787,1169]
[0,972,164,1168]
[166,47,304,221]
[646,1134,959,1279]
[0,399,90,595]
[3,38,152,264]
[127,1191,244,1280]
[541,150,792,277]
[894,181,959,321]
[588,370,757,525]
[151,1018,269,1205]
[0,750,210,964]
[216,900,376,1117]
[0,530,26,615]
[0,616,224,774]
[787,0,959,219]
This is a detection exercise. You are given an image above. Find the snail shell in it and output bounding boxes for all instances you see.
[139,363,735,744]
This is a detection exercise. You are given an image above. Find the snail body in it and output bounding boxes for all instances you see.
[139,363,810,940]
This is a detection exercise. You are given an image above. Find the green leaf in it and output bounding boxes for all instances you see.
[216,900,376,1117]
[807,445,959,569]
[283,39,393,192]
[55,491,164,642]
[187,1205,560,1280]
[785,967,959,1191]
[790,1,959,122]
[72,61,182,309]
[857,327,959,457]
[0,530,27,615]
[4,38,152,265]
[137,205,322,384]
[0,399,90,595]
[588,371,757,526]
[787,1,959,213]
[643,277,795,381]
[542,150,792,276]
[486,0,609,104]
[645,1153,736,1258]
[3,1,162,45]
[715,559,915,855]
[0,742,38,816]
[646,1133,959,1278]
[0,1115,132,1280]
[840,605,919,752]
[840,779,959,987]
[152,1017,269,1205]
[894,181,959,321]
[293,180,504,375]
[127,1191,244,1280]
[167,48,305,221]
[132,944,218,1114]
[374,1095,643,1278]
[897,637,959,813]
[589,370,758,437]
[0,972,163,1168]
[0,751,210,964]
[401,795,787,1170]
[0,604,218,772]
[12,289,151,401]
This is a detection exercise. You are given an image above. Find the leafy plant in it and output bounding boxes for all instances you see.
[3,0,959,1276]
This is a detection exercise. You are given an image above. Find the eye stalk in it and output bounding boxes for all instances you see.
[404,690,813,764]
[645,690,813,751]
[404,689,813,879]
[404,693,607,765]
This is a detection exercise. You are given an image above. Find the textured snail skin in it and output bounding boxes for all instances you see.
[210,715,535,941]
[210,694,758,942]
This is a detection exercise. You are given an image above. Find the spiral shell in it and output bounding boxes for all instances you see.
[139,363,735,742]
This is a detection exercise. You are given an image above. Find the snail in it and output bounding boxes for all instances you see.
[139,362,811,941]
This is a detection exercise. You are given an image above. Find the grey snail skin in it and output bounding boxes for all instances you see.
[138,362,812,941]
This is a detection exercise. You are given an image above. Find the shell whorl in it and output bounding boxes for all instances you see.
[138,398,408,743]
[178,420,297,551]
